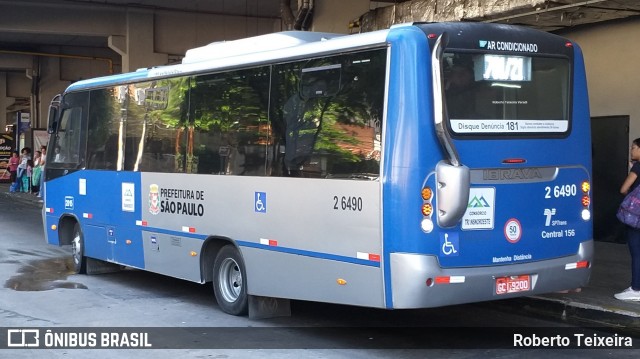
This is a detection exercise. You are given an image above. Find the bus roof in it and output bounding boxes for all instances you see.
[182,31,345,64]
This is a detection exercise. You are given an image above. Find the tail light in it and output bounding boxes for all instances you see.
[421,186,434,233]
[581,180,591,221]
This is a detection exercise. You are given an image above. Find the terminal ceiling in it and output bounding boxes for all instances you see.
[1,0,639,59]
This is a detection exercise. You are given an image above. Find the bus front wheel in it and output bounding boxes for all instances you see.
[212,245,248,316]
[71,223,87,274]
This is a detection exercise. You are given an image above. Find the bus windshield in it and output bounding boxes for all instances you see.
[443,52,571,136]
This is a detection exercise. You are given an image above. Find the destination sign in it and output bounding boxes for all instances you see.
[476,54,531,82]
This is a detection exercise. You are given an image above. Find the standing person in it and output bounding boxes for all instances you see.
[8,151,19,186]
[16,147,31,193]
[32,150,42,195]
[616,138,640,301]
[25,159,34,193]
[33,150,41,167]
[37,146,46,198]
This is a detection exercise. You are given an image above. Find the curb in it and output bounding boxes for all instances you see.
[494,297,640,336]
[0,190,43,207]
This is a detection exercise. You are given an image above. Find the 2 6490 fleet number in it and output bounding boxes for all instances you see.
[545,184,577,199]
[333,196,363,211]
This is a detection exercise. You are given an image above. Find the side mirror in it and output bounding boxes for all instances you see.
[47,106,58,134]
[436,161,470,228]
[47,94,61,134]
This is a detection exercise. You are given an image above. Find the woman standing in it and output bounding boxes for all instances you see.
[32,150,42,194]
[616,138,640,301]
[8,151,19,186]
[37,146,46,198]
[16,147,31,193]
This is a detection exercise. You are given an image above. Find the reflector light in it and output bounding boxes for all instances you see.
[421,187,433,200]
[260,238,278,246]
[337,279,347,285]
[581,195,590,207]
[428,33,437,39]
[502,158,526,164]
[422,203,433,217]
[357,252,381,262]
[435,276,466,284]
[182,226,196,233]
[565,261,589,270]
[426,278,433,286]
[421,219,434,233]
[565,42,573,48]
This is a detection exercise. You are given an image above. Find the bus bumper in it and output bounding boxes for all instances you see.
[389,240,593,309]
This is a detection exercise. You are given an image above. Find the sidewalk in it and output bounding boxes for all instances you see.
[0,182,43,207]
[1,181,639,332]
[497,240,640,335]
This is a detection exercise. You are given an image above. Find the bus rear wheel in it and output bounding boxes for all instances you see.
[71,223,87,274]
[212,245,248,316]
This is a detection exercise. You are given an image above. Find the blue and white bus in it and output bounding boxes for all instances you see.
[43,22,592,316]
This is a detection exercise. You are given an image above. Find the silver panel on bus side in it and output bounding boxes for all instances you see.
[389,240,592,308]
[141,232,203,282]
[138,173,383,301]
[242,247,385,308]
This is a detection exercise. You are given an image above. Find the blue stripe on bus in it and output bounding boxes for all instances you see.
[137,227,380,268]
[237,240,381,268]
[140,226,208,240]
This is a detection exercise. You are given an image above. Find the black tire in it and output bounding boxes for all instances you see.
[212,245,248,316]
[71,223,86,274]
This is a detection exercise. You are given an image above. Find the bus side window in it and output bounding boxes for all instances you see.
[87,88,122,170]
[118,79,190,173]
[269,49,385,179]
[190,67,269,176]
[282,78,329,176]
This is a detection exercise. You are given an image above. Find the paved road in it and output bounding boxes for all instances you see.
[0,193,638,358]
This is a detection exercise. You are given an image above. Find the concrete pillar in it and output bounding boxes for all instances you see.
[110,10,168,73]
[38,55,66,130]
[312,0,370,34]
[0,73,16,131]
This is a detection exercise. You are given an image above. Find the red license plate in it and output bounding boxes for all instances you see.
[495,275,531,295]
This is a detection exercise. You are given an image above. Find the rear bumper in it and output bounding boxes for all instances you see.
[389,240,593,308]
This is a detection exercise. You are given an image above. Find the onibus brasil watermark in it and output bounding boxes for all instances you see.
[7,329,152,349]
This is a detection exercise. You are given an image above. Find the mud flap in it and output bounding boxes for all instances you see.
[248,295,291,319]
[85,258,121,275]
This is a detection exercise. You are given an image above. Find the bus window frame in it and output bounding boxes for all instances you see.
[442,49,574,141]
[46,91,89,170]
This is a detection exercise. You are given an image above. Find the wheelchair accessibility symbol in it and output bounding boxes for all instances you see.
[255,192,267,213]
[440,233,459,256]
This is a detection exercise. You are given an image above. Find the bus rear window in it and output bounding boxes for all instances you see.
[443,52,570,136]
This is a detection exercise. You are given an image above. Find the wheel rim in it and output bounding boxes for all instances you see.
[217,258,243,303]
[71,231,82,266]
